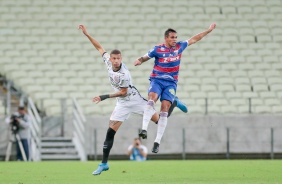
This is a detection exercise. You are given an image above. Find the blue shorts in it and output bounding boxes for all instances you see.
[148,79,177,103]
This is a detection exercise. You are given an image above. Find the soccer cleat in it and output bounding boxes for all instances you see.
[174,96,188,113]
[151,142,160,153]
[92,163,109,175]
[139,130,147,139]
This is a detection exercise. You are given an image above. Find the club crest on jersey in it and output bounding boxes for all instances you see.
[169,88,175,95]
[113,75,120,83]
[174,50,178,55]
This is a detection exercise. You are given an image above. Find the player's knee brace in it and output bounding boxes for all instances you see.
[103,128,116,153]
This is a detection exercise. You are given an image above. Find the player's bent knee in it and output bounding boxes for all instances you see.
[160,112,168,117]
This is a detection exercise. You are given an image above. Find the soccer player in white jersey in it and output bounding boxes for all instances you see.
[78,24,187,175]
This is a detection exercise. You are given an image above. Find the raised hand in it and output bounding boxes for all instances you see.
[78,24,89,36]
[208,23,216,32]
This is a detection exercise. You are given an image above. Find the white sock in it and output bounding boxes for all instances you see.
[154,112,168,144]
[142,100,156,130]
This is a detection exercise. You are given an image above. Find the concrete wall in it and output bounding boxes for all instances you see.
[82,114,282,156]
[1,114,282,157]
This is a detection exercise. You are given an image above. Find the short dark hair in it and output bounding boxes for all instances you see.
[164,28,177,37]
[110,49,121,55]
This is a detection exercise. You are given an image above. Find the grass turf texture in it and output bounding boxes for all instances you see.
[0,160,282,184]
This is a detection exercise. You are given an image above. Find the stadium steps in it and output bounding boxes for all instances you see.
[40,137,80,161]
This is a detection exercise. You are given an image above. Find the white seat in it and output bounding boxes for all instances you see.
[35,78,52,85]
[204,64,220,70]
[231,71,247,77]
[44,71,61,78]
[265,98,281,106]
[23,85,44,93]
[221,105,237,114]
[212,98,228,106]
[69,92,85,98]
[68,78,85,85]
[221,63,236,70]
[202,78,217,84]
[251,77,267,85]
[272,106,282,113]
[52,92,69,99]
[259,92,276,98]
[270,84,282,92]
[214,70,230,77]
[242,92,259,98]
[268,77,282,85]
[31,92,51,100]
[190,92,207,98]
[226,91,242,98]
[208,92,224,98]
[183,85,200,92]
[61,71,77,78]
[218,84,234,92]
[201,85,217,92]
[248,70,264,77]
[218,78,234,84]
[255,63,272,70]
[207,105,221,114]
[187,105,205,114]
[44,85,61,92]
[230,98,247,106]
[52,78,68,85]
[251,98,264,105]
[61,85,77,92]
[28,71,44,78]
[238,105,249,114]
[253,84,269,92]
[253,106,272,114]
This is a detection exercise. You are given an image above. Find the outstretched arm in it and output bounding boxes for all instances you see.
[188,23,216,46]
[134,55,151,66]
[78,24,106,56]
[92,88,128,103]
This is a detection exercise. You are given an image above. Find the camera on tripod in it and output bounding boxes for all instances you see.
[10,114,23,134]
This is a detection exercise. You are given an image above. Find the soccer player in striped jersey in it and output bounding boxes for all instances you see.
[134,23,216,153]
[78,24,188,175]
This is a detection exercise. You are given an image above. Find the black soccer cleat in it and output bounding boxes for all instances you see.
[151,142,160,153]
[139,130,147,139]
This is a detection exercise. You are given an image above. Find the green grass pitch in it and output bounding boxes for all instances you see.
[0,160,282,184]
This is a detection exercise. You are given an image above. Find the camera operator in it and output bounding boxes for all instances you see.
[6,106,31,161]
[127,138,148,161]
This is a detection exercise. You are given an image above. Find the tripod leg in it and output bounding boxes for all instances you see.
[5,141,13,161]
[16,134,27,161]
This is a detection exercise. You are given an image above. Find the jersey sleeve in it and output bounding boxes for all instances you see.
[180,40,188,50]
[178,41,188,53]
[102,52,111,67]
[147,46,157,58]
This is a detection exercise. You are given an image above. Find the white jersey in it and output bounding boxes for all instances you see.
[102,52,139,103]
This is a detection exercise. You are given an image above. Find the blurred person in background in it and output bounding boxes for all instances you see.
[6,106,31,161]
[127,138,148,161]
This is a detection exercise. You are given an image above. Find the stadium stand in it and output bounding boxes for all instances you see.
[0,0,281,116]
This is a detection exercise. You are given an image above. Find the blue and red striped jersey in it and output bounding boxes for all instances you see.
[146,40,188,83]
